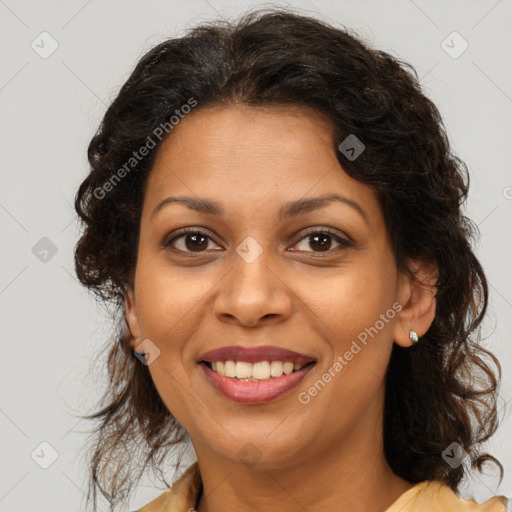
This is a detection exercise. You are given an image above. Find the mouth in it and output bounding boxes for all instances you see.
[197,345,317,403]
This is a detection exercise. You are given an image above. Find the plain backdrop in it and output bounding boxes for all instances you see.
[1,0,511,510]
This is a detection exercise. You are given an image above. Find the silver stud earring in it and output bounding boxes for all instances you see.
[409,329,419,344]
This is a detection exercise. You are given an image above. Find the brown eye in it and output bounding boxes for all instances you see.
[292,229,352,254]
[308,233,332,252]
[163,229,220,253]
[163,227,351,255]
[181,232,209,252]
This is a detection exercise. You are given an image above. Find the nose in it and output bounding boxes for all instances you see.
[213,246,293,328]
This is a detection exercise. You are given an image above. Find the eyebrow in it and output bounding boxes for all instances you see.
[150,193,369,225]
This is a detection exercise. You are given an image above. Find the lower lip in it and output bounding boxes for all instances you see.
[200,362,315,404]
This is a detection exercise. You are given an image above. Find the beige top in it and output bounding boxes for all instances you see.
[136,462,510,512]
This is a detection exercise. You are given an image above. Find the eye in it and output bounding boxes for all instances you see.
[290,228,352,254]
[163,228,222,253]
[163,227,352,255]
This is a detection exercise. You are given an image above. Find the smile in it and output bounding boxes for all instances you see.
[199,360,316,404]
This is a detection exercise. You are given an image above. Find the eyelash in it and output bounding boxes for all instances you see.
[162,226,352,255]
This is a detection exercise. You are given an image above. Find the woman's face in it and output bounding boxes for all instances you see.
[125,104,419,470]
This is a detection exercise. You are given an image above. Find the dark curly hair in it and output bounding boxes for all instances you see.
[74,6,503,510]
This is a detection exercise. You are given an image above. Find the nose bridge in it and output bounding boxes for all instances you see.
[234,237,273,290]
[214,236,291,325]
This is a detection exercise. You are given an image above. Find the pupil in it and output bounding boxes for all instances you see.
[310,234,331,251]
[185,233,208,251]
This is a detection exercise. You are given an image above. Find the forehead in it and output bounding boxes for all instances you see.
[152,103,336,163]
[143,104,381,228]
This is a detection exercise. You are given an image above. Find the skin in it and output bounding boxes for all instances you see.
[125,104,437,512]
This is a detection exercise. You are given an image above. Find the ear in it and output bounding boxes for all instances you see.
[124,284,141,350]
[393,260,438,347]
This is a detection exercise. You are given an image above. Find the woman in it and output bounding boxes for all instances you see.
[74,7,509,512]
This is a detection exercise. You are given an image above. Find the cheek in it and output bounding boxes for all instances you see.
[296,256,396,347]
[146,361,207,435]
[294,258,396,408]
[297,293,395,443]
[133,254,215,347]
[133,261,207,422]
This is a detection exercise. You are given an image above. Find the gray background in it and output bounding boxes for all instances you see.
[1,0,511,510]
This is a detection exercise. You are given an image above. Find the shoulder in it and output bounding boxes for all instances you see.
[386,480,511,512]
[132,462,202,512]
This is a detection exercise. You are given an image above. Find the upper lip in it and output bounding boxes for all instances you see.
[199,345,316,365]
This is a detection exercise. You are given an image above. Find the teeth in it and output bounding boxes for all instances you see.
[210,360,307,380]
[224,360,236,377]
[252,361,270,380]
[235,361,252,379]
[270,360,284,377]
[283,362,294,375]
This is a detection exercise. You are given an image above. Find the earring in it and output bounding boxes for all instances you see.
[409,329,419,344]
